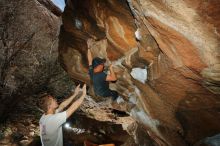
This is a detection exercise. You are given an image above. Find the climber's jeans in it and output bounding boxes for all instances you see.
[100,90,119,101]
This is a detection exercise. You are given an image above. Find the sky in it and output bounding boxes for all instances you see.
[52,0,66,12]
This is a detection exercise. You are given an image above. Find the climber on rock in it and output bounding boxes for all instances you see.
[39,84,87,146]
[87,49,126,105]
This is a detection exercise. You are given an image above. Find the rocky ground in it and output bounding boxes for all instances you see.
[0,96,41,146]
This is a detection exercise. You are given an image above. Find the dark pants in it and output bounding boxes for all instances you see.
[100,90,118,101]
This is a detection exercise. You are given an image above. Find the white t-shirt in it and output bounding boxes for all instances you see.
[39,110,67,146]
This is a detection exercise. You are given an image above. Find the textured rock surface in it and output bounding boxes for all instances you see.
[1,0,219,145]
[59,0,220,145]
[0,0,74,121]
[128,0,220,145]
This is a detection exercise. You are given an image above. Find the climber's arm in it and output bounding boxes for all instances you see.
[87,49,93,66]
[106,64,117,81]
[66,84,86,118]
[57,85,80,112]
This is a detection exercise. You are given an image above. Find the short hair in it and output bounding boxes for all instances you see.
[39,95,54,112]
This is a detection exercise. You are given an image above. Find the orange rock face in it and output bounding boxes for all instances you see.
[59,0,220,145]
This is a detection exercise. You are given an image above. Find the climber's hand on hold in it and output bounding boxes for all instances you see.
[106,64,117,81]
[88,48,91,54]
[109,64,113,69]
[87,49,93,66]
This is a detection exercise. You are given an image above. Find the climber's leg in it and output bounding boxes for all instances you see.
[109,90,118,101]
[101,90,118,101]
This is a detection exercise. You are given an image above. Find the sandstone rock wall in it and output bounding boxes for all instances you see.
[59,0,220,145]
